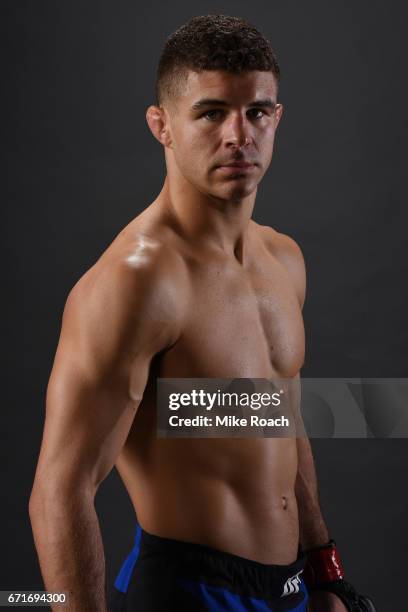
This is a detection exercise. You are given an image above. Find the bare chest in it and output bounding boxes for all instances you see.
[159,256,305,379]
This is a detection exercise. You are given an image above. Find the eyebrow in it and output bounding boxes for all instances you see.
[191,98,277,111]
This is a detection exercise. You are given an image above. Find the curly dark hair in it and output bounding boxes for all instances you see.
[155,14,280,106]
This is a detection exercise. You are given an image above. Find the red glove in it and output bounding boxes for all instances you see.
[303,539,344,587]
[302,540,376,611]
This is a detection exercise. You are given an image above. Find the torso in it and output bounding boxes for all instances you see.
[112,203,305,564]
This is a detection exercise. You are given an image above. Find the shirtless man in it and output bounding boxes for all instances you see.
[29,14,375,612]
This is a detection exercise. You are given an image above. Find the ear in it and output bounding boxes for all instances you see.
[274,103,284,129]
[146,105,173,147]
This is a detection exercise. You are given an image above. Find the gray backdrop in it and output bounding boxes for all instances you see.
[3,1,408,609]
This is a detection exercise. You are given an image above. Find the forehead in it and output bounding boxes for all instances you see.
[182,69,278,105]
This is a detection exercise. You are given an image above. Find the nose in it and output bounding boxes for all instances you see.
[224,112,252,148]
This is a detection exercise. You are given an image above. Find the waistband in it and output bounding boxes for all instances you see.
[139,528,307,598]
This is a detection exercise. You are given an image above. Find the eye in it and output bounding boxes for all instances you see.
[201,109,224,121]
[247,108,265,120]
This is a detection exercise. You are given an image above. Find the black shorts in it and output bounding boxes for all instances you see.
[109,525,309,611]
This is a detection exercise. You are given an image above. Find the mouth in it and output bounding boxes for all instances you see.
[216,161,256,174]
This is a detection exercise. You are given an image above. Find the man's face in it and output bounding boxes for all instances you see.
[162,69,283,201]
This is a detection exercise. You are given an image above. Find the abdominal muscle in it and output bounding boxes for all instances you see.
[115,431,299,565]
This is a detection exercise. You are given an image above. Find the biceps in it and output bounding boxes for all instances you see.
[36,356,149,495]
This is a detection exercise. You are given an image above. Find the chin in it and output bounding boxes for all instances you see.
[201,177,257,202]
[223,181,257,201]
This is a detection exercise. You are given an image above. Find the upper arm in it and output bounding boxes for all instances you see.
[259,227,307,428]
[33,251,182,498]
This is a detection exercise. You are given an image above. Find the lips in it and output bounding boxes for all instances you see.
[219,161,254,168]
[216,161,256,175]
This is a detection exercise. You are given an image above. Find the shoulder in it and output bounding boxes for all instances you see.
[255,223,304,263]
[255,223,307,309]
[63,235,187,363]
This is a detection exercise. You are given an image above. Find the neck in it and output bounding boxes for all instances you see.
[157,174,257,256]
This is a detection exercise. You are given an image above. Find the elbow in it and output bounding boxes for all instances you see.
[28,479,51,524]
[28,486,46,534]
[28,475,95,526]
[28,477,44,516]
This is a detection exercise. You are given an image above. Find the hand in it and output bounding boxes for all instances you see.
[308,590,348,611]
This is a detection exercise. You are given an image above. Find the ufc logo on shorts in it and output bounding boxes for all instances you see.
[281,571,303,596]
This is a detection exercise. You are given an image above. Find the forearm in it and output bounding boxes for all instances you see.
[295,436,329,549]
[29,486,107,612]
